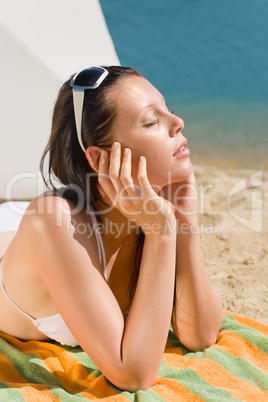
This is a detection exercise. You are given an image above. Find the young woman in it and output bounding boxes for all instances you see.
[0,66,223,392]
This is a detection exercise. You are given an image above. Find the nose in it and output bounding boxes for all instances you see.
[170,114,184,137]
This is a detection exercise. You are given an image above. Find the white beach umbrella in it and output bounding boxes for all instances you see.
[0,0,119,200]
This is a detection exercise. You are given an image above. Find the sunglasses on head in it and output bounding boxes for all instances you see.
[70,66,109,152]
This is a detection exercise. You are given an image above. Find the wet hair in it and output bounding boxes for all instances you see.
[40,65,144,305]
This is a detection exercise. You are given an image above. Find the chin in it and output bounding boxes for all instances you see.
[169,158,193,184]
[145,158,193,188]
[182,158,193,176]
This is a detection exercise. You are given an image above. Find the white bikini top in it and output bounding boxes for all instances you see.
[0,207,106,347]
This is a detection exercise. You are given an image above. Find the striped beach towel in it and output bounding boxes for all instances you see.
[0,311,267,401]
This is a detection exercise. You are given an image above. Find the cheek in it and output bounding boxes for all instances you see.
[143,154,168,187]
[127,143,168,186]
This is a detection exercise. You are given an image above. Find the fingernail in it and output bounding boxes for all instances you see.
[124,148,129,156]
[112,141,119,150]
[139,156,145,162]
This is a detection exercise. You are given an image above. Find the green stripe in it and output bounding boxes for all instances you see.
[0,339,62,388]
[222,314,268,355]
[134,389,166,401]
[63,344,140,400]
[169,313,268,356]
[193,347,268,392]
[50,343,134,401]
[62,345,140,401]
[60,344,102,375]
[0,339,86,401]
[49,388,85,401]
[60,344,123,399]
[0,311,267,401]
[159,361,240,402]
[168,313,268,392]
[0,386,25,401]
[112,388,167,402]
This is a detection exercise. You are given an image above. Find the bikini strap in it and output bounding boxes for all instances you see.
[0,244,35,321]
[88,206,107,279]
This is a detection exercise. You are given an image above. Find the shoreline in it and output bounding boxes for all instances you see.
[190,149,268,171]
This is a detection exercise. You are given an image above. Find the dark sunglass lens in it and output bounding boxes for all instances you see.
[73,67,104,87]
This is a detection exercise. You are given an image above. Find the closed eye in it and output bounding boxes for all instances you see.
[143,119,159,128]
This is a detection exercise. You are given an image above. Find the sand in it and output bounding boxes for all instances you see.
[194,164,268,324]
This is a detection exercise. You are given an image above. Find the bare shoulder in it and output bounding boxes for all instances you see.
[15,192,109,314]
[21,193,79,232]
[17,193,101,275]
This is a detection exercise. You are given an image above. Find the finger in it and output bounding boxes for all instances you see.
[98,150,117,204]
[120,148,140,197]
[137,156,156,197]
[109,142,124,193]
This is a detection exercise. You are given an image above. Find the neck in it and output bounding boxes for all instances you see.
[95,198,141,255]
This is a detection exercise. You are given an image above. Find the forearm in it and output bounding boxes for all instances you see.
[172,218,223,351]
[120,232,176,389]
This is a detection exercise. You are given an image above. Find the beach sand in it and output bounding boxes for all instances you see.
[194,164,268,324]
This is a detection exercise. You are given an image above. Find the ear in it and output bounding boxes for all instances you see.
[85,146,103,172]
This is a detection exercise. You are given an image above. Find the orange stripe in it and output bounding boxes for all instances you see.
[165,345,183,355]
[42,354,97,394]
[152,378,205,401]
[24,344,118,397]
[43,351,122,399]
[0,352,27,383]
[190,356,268,401]
[224,310,268,337]
[81,377,129,400]
[0,344,59,401]
[217,330,268,376]
[164,348,268,401]
[2,337,95,394]
[20,385,60,402]
[0,334,119,398]
[2,327,267,401]
[165,340,173,349]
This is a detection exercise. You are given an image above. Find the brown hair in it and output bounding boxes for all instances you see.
[40,65,144,306]
[40,66,141,212]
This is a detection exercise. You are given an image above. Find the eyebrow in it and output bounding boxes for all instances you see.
[139,96,166,113]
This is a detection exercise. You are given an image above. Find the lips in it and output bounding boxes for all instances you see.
[173,140,190,158]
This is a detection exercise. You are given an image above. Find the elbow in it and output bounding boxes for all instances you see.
[110,370,157,393]
[119,378,156,393]
[179,328,219,352]
[181,310,224,352]
[201,335,218,350]
[181,334,217,352]
[192,335,218,352]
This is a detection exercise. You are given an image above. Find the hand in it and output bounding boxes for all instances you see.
[97,142,176,236]
[161,173,198,222]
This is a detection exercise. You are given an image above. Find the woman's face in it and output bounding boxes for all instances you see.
[109,75,192,189]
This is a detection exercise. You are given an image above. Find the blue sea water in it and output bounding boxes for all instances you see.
[100,0,268,169]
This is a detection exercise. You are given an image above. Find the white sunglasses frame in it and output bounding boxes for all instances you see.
[70,66,109,152]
